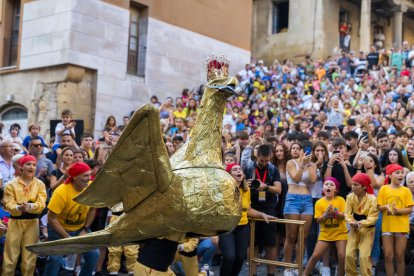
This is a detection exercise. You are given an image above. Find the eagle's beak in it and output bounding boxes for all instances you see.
[207,82,249,97]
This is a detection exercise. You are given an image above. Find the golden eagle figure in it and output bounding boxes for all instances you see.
[27,55,243,255]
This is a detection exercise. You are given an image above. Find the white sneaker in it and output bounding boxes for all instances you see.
[318,262,324,274]
[283,268,295,276]
[321,266,331,276]
[292,268,299,276]
[74,266,81,276]
[371,266,376,276]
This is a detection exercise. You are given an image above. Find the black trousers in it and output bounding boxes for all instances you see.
[219,224,250,276]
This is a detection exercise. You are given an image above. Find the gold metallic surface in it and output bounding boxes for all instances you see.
[27,76,241,255]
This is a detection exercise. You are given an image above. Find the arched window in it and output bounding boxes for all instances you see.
[1,106,28,137]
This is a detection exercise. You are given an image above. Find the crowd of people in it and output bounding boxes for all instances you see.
[0,41,414,276]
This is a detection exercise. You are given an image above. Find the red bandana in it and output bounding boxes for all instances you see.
[19,155,37,167]
[352,173,374,195]
[65,162,91,184]
[384,164,404,185]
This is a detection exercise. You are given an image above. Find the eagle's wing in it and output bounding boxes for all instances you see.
[27,230,112,255]
[75,104,173,212]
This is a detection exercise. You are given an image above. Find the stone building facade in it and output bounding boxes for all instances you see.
[0,0,252,138]
[252,0,414,63]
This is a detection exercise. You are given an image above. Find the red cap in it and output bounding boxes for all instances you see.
[352,173,374,194]
[226,163,239,173]
[19,155,37,167]
[65,162,91,184]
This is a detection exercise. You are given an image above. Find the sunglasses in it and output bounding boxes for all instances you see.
[31,144,43,148]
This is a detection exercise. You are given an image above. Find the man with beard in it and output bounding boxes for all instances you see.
[44,162,98,275]
[28,136,54,189]
[244,144,281,276]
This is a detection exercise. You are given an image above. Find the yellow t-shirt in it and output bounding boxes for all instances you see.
[342,109,351,125]
[173,109,187,119]
[238,187,251,226]
[48,182,91,232]
[315,196,347,241]
[377,185,414,233]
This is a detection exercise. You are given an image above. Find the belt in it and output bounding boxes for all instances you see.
[10,213,39,220]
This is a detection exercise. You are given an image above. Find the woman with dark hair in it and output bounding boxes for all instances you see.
[104,115,117,133]
[397,106,408,120]
[381,147,411,173]
[283,141,317,275]
[50,147,74,191]
[185,98,199,119]
[271,143,290,262]
[307,141,329,269]
[219,163,274,276]
[150,95,161,108]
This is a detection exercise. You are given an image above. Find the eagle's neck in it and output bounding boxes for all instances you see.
[184,89,226,167]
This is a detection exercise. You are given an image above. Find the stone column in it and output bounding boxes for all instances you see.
[392,5,407,47]
[359,0,371,53]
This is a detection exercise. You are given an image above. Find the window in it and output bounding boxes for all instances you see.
[271,0,289,34]
[127,5,148,76]
[339,9,351,51]
[1,0,21,67]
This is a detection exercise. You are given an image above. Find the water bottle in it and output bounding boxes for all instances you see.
[64,254,76,270]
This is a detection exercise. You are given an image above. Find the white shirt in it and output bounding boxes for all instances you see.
[54,123,75,145]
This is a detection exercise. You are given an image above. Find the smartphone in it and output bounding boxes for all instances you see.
[304,146,312,155]
[325,126,334,131]
[332,150,340,155]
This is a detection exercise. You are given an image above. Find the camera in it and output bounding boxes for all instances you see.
[250,179,261,190]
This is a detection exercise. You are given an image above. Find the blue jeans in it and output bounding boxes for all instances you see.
[43,227,99,276]
[197,238,217,267]
[371,212,382,265]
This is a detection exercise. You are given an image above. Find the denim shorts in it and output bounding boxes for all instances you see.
[382,232,409,239]
[283,193,314,215]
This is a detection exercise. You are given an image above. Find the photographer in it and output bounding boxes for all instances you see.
[243,144,281,276]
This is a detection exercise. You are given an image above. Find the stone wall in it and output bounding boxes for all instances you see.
[0,65,96,140]
[252,0,414,64]
[145,18,251,101]
[12,0,250,137]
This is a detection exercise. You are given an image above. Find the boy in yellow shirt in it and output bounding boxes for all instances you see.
[378,164,414,276]
[304,177,347,276]
[345,173,378,276]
